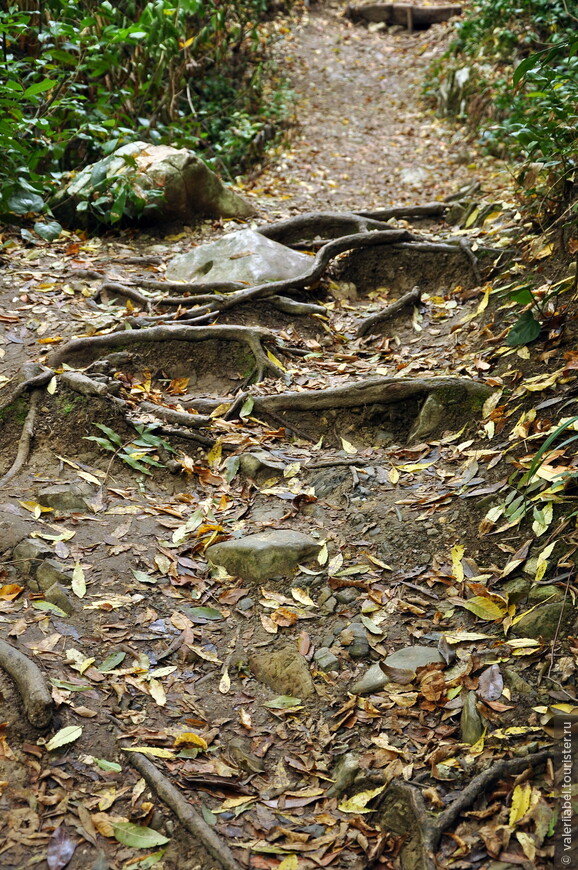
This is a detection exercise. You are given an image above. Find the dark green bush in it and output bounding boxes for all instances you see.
[0,0,294,220]
[427,0,578,222]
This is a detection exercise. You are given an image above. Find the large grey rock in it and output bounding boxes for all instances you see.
[37,483,92,513]
[238,451,286,479]
[381,646,444,684]
[51,142,255,227]
[351,663,389,695]
[206,530,321,581]
[165,229,311,285]
[250,646,314,699]
[511,601,573,640]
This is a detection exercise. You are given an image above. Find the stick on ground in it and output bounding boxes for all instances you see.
[124,749,243,870]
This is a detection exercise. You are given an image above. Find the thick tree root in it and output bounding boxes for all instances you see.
[178,229,413,323]
[0,367,53,414]
[249,375,491,414]
[0,638,53,728]
[256,204,449,246]
[124,750,243,870]
[377,749,553,870]
[46,324,286,383]
[356,286,421,337]
[0,389,41,488]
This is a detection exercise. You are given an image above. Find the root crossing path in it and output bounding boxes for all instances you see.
[0,5,541,870]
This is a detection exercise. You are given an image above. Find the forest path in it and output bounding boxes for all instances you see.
[251,0,487,217]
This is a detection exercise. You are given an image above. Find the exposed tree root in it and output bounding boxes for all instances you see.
[136,401,211,430]
[177,229,414,323]
[0,638,53,728]
[46,324,286,383]
[0,389,41,488]
[0,366,53,414]
[124,749,243,870]
[356,286,421,337]
[257,212,394,245]
[357,203,449,221]
[377,749,553,870]
[249,375,491,414]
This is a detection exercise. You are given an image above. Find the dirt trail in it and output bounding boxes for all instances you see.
[253,0,485,216]
[0,5,556,870]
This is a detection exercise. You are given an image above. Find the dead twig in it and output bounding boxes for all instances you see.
[123,749,243,870]
[0,638,53,728]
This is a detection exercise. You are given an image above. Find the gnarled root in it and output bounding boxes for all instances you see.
[0,638,53,728]
[124,750,243,870]
[46,323,287,382]
[377,749,553,870]
[0,389,41,488]
[357,286,421,337]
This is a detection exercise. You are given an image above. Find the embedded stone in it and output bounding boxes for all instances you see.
[250,646,314,699]
[166,229,311,286]
[314,647,339,671]
[381,645,444,684]
[12,538,52,575]
[351,663,389,695]
[37,483,92,513]
[511,601,573,640]
[36,559,73,590]
[206,530,321,581]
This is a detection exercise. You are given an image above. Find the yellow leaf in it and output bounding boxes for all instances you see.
[291,587,316,607]
[317,542,328,566]
[173,732,208,750]
[459,595,508,621]
[260,614,278,634]
[279,857,299,870]
[19,500,53,519]
[149,678,166,707]
[47,376,57,394]
[338,784,387,813]
[516,831,536,861]
[207,439,222,469]
[341,437,357,454]
[123,747,175,758]
[396,461,436,472]
[452,545,465,582]
[509,782,532,826]
[72,562,86,599]
[388,467,400,484]
[219,669,231,695]
[266,349,286,372]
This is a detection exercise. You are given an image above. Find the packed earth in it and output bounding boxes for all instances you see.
[1,3,576,870]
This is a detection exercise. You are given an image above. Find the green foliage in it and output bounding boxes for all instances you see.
[0,1,294,220]
[497,275,574,345]
[84,422,175,475]
[428,0,578,220]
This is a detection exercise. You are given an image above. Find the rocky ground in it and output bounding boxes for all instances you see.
[0,3,575,870]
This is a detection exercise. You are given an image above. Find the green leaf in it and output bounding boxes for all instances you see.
[23,79,58,98]
[31,600,68,617]
[83,436,116,452]
[7,190,44,215]
[263,695,302,709]
[97,651,127,672]
[34,220,62,241]
[50,679,92,691]
[184,606,223,621]
[131,569,157,585]
[112,822,169,849]
[506,310,541,346]
[94,423,123,446]
[94,757,122,772]
[45,725,83,751]
[509,287,535,305]
[224,455,240,483]
[239,396,254,418]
